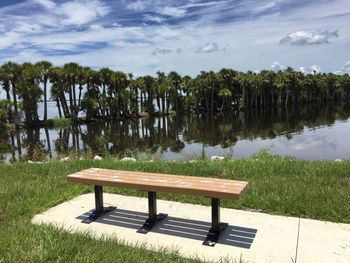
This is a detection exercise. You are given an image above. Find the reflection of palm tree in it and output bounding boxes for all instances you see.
[44,127,52,159]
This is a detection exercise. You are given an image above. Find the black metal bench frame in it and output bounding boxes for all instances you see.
[82,185,228,247]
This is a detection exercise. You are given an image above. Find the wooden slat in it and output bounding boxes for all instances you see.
[67,168,248,199]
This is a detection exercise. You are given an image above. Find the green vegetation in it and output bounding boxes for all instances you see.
[1,155,349,262]
[0,99,11,127]
[1,61,350,127]
[50,117,72,128]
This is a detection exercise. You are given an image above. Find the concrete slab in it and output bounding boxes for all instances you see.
[297,218,350,263]
[31,193,350,263]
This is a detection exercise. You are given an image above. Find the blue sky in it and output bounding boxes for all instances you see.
[0,0,349,76]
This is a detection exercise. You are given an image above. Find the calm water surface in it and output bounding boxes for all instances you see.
[1,103,350,162]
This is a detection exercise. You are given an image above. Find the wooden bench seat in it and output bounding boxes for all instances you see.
[67,168,249,246]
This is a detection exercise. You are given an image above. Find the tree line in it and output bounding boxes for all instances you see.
[0,61,350,128]
[1,102,349,162]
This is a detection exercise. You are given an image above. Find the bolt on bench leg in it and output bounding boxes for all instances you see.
[82,185,116,224]
[203,198,228,247]
[137,191,168,234]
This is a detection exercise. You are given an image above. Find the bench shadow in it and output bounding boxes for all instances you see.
[76,208,257,249]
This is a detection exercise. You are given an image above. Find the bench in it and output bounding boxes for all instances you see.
[67,168,248,246]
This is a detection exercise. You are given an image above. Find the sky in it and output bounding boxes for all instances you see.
[0,0,349,76]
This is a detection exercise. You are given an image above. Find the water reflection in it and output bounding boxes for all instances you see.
[1,103,350,162]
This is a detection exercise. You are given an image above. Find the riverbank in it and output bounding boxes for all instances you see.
[1,154,349,262]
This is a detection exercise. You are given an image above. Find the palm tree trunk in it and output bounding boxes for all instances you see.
[45,127,52,159]
[56,98,62,118]
[11,82,20,130]
[285,87,289,107]
[134,86,138,116]
[278,90,282,106]
[211,87,214,112]
[59,91,68,116]
[68,85,73,114]
[77,85,83,116]
[4,86,13,121]
[156,96,161,113]
[161,96,165,115]
[101,84,106,117]
[166,92,170,113]
[72,84,77,110]
[43,79,48,121]
[240,86,246,109]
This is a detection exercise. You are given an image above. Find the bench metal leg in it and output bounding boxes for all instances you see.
[203,198,228,246]
[137,191,168,234]
[82,185,116,224]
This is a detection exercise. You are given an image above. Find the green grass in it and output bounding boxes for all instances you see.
[0,153,350,262]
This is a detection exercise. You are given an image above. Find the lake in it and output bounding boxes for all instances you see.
[1,102,350,162]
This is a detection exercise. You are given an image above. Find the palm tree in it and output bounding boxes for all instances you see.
[218,68,239,109]
[168,71,182,112]
[2,62,22,129]
[76,66,89,117]
[99,68,114,117]
[218,88,232,110]
[0,65,13,121]
[35,61,52,121]
[142,75,155,115]
[17,63,42,125]
[81,68,102,119]
[63,63,80,118]
[237,73,251,110]
[2,60,350,125]
[50,67,69,117]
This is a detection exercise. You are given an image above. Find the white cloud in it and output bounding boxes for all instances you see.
[298,67,306,73]
[253,1,276,14]
[126,1,147,11]
[271,61,285,71]
[158,6,186,17]
[196,42,219,53]
[280,30,339,45]
[13,20,42,33]
[342,60,350,72]
[0,0,349,76]
[58,0,110,26]
[334,60,350,74]
[89,24,104,30]
[144,14,165,23]
[2,0,110,34]
[33,0,56,9]
[152,48,172,56]
[112,22,121,27]
[310,65,321,74]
